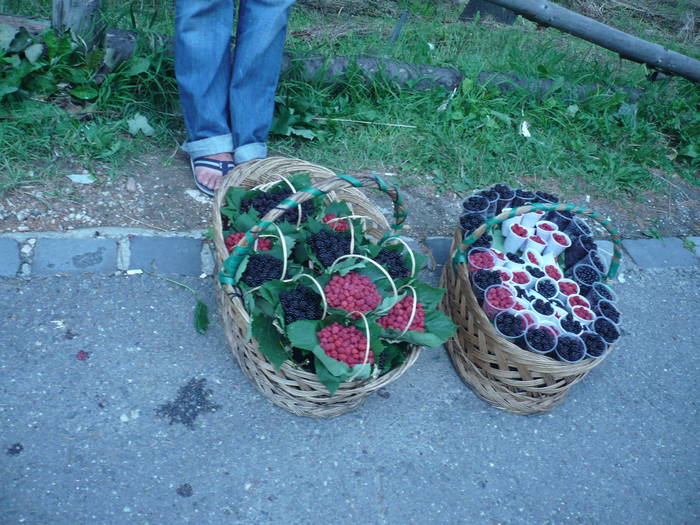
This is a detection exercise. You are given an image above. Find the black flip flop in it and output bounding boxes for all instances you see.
[190,156,236,196]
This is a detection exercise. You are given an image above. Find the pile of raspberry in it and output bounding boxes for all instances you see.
[321,213,350,232]
[225,232,272,253]
[378,296,425,332]
[324,272,381,317]
[317,322,374,366]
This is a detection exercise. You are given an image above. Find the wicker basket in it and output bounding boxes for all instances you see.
[441,202,624,415]
[212,157,420,418]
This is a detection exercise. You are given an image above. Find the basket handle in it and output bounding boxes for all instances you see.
[220,173,407,285]
[453,202,623,282]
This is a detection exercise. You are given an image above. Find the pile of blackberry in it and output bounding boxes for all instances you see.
[506,253,525,264]
[526,265,545,279]
[594,317,620,343]
[525,327,555,353]
[460,213,484,235]
[241,187,314,223]
[560,314,583,335]
[308,229,351,267]
[472,233,493,249]
[494,184,514,199]
[532,299,554,316]
[598,301,620,323]
[462,195,488,212]
[374,248,409,279]
[581,332,606,357]
[536,279,557,298]
[495,312,525,337]
[534,190,559,203]
[592,283,613,301]
[241,254,284,287]
[573,264,599,286]
[280,286,323,324]
[472,269,501,299]
[556,335,585,362]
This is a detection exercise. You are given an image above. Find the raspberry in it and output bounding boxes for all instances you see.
[468,250,495,270]
[573,306,593,320]
[324,272,381,317]
[225,232,272,254]
[317,323,374,366]
[545,265,562,280]
[460,213,484,235]
[308,229,351,267]
[241,187,314,223]
[581,332,606,357]
[555,335,585,362]
[525,326,555,352]
[374,248,410,279]
[568,295,590,309]
[280,286,323,324]
[511,224,528,237]
[241,254,284,287]
[526,252,541,265]
[529,235,545,245]
[486,286,514,309]
[512,271,530,285]
[321,213,349,232]
[378,296,425,332]
[462,195,489,213]
[538,223,555,231]
[560,314,583,335]
[553,233,569,246]
[558,280,578,296]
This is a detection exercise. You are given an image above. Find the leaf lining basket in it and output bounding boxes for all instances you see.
[212,157,420,418]
[441,202,624,415]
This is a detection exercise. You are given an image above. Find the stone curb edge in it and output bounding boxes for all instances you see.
[0,228,698,279]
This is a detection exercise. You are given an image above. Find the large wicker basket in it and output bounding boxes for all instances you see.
[441,202,624,415]
[212,157,420,418]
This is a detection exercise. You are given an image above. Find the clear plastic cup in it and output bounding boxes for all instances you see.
[569,263,601,296]
[592,299,622,325]
[495,186,515,215]
[467,247,497,273]
[524,234,547,254]
[543,231,571,258]
[511,269,533,289]
[559,313,584,335]
[483,285,516,320]
[554,334,586,363]
[581,331,608,358]
[460,212,486,236]
[546,210,573,230]
[524,324,558,355]
[462,194,490,219]
[504,224,530,253]
[564,217,592,241]
[571,305,596,326]
[586,282,618,307]
[556,279,580,303]
[471,269,501,303]
[534,276,559,300]
[566,294,591,311]
[579,250,608,275]
[535,220,558,241]
[493,310,527,343]
[477,189,499,219]
[543,263,563,281]
[593,317,621,344]
[493,266,513,283]
[564,235,596,270]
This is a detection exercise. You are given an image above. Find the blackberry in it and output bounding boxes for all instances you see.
[555,335,585,362]
[534,190,559,203]
[598,300,620,324]
[493,184,514,199]
[592,282,613,301]
[472,269,501,291]
[241,254,284,287]
[536,279,557,298]
[581,332,606,357]
[241,187,314,223]
[594,317,620,344]
[462,195,489,213]
[532,299,554,316]
[551,298,566,310]
[560,314,583,335]
[472,233,493,249]
[495,312,525,337]
[506,253,525,264]
[460,213,484,235]
[588,251,606,273]
[511,189,536,207]
[308,229,351,267]
[374,248,410,279]
[525,326,555,353]
[478,188,499,202]
[573,265,599,286]
[526,265,545,279]
[280,286,323,324]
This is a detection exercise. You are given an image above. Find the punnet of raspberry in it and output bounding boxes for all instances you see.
[378,296,426,332]
[324,272,382,317]
[317,322,374,366]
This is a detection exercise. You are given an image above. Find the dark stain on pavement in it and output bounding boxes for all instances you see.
[176,483,193,497]
[7,443,23,456]
[72,247,105,268]
[156,378,221,430]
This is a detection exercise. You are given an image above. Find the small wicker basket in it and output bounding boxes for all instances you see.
[441,202,624,415]
[212,157,420,418]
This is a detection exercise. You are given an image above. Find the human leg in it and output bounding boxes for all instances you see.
[230,0,296,164]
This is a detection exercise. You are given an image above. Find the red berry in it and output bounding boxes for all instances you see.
[322,213,349,232]
[511,224,528,237]
[545,265,562,280]
[317,323,374,366]
[324,272,381,318]
[540,223,555,231]
[553,233,568,246]
[530,235,545,245]
[225,232,272,253]
[378,296,426,332]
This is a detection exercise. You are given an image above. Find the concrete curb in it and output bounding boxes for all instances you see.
[0,229,697,279]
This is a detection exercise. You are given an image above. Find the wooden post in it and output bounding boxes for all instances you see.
[485,0,700,83]
[51,0,103,50]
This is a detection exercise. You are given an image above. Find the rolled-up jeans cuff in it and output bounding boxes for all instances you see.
[181,134,234,159]
[234,142,267,164]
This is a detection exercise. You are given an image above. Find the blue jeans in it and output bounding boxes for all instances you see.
[175,0,295,164]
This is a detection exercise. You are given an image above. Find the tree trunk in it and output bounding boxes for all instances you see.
[485,0,700,83]
[51,0,103,50]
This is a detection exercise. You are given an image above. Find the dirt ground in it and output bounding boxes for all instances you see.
[1,150,698,240]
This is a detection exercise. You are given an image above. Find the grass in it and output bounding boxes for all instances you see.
[0,0,698,198]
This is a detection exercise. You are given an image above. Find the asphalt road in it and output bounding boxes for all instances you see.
[1,266,698,525]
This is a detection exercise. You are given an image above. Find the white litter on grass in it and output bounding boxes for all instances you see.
[185,188,211,204]
[618,273,626,283]
[519,121,532,138]
[67,173,96,184]
[126,269,143,275]
[427,42,435,50]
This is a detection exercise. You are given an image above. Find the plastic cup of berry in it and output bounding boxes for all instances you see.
[593,317,620,344]
[511,269,533,290]
[493,310,527,343]
[477,188,499,219]
[566,293,591,311]
[546,210,573,230]
[592,299,622,325]
[571,305,596,326]
[482,285,516,320]
[554,333,587,363]
[520,209,546,228]
[460,212,486,236]
[544,263,563,281]
[585,282,618,307]
[494,184,515,215]
[467,247,497,273]
[563,235,596,270]
[493,266,513,283]
[471,269,502,303]
[524,324,558,355]
[570,263,601,295]
[556,278,580,303]
[504,224,530,253]
[558,312,584,335]
[531,298,556,324]
[581,331,608,358]
[462,194,490,219]
[501,213,523,237]
[511,189,536,209]
[535,276,559,300]
[535,220,558,241]
[542,231,571,258]
[578,249,608,275]
[563,217,592,241]
[522,249,544,268]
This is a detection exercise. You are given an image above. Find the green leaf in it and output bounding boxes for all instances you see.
[286,320,320,350]
[290,127,316,140]
[194,300,209,334]
[251,314,289,369]
[126,112,155,136]
[679,143,698,159]
[69,84,98,100]
[121,56,150,77]
[411,281,446,311]
[314,357,342,394]
[23,43,43,63]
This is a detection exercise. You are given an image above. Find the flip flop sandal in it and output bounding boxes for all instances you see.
[190,156,236,196]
